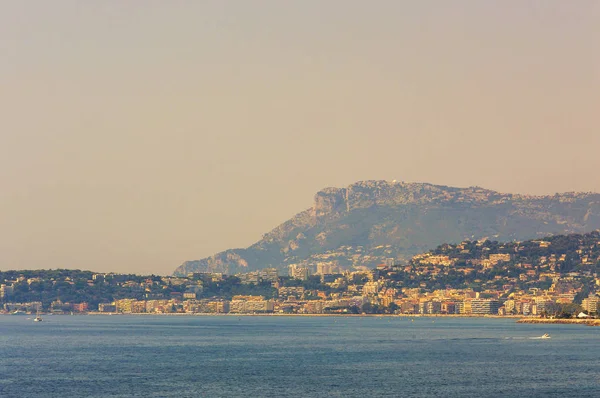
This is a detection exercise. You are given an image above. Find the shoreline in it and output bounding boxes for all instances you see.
[7,313,598,325]
[3,312,522,319]
[91,312,521,318]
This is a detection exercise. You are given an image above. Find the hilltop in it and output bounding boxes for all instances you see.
[173,180,600,276]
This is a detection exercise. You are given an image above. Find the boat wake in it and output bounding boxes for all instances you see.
[504,334,551,340]
[530,334,551,339]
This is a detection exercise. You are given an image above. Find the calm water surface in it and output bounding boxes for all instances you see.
[1,315,599,397]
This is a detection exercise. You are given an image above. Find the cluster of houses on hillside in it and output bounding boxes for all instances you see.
[3,235,600,316]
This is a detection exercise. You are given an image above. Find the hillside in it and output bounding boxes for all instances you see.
[392,230,600,294]
[173,181,600,276]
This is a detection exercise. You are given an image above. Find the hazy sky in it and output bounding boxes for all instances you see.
[1,1,599,275]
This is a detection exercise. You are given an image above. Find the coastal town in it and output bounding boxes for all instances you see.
[2,232,599,319]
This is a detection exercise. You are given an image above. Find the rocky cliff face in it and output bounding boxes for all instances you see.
[173,181,600,276]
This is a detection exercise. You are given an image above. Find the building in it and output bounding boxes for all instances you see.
[302,301,324,314]
[521,301,532,315]
[471,299,501,315]
[259,268,279,282]
[456,301,472,314]
[278,286,305,299]
[236,272,261,284]
[362,281,381,295]
[72,302,89,313]
[533,298,554,314]
[0,284,14,301]
[245,299,274,313]
[230,297,273,313]
[400,301,418,314]
[582,296,599,314]
[289,264,310,280]
[115,298,136,313]
[211,300,230,313]
[236,268,279,284]
[441,301,457,314]
[503,299,516,314]
[489,253,511,264]
[3,301,42,313]
[422,301,442,314]
[316,262,339,275]
[98,303,117,312]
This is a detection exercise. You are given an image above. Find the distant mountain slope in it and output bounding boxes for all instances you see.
[173,181,600,276]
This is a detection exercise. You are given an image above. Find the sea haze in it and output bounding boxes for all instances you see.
[1,316,599,397]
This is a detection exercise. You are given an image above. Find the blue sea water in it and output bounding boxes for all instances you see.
[1,315,599,397]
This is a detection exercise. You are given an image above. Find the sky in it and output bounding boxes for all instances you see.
[1,1,599,275]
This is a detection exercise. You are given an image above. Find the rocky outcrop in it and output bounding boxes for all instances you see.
[314,188,347,218]
[173,180,600,276]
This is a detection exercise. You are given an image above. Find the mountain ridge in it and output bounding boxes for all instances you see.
[173,180,600,276]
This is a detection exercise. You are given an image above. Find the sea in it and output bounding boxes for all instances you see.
[1,315,599,398]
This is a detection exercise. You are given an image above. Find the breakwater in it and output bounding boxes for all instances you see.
[517,318,600,326]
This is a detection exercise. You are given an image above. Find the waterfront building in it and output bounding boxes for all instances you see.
[533,298,554,314]
[229,300,245,313]
[424,301,442,314]
[582,296,599,314]
[302,300,324,314]
[229,296,273,313]
[115,299,135,313]
[441,301,456,314]
[72,302,89,312]
[3,301,42,312]
[457,301,472,315]
[379,295,394,307]
[209,300,230,313]
[504,299,516,314]
[522,301,532,315]
[132,300,146,313]
[471,299,501,315]
[400,301,418,314]
[98,303,117,312]
[51,299,71,313]
[245,299,274,313]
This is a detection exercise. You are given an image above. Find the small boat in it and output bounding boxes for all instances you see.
[540,333,550,339]
[33,310,43,322]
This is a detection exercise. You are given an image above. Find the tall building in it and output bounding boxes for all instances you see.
[457,300,472,314]
[471,299,501,315]
[289,264,310,280]
[0,284,14,301]
[362,281,381,295]
[582,296,599,314]
[259,268,279,282]
[316,262,339,275]
[441,301,457,314]
[424,301,442,314]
